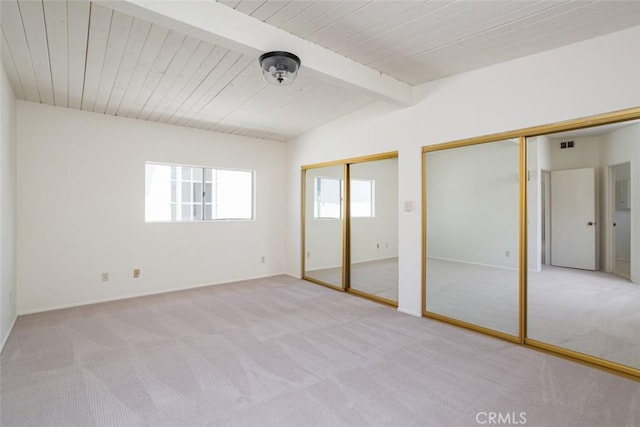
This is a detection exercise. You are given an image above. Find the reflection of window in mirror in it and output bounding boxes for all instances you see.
[314,176,342,218]
[351,179,375,217]
[313,177,375,219]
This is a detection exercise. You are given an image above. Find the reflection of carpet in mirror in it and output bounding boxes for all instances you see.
[426,258,519,336]
[426,258,640,369]
[306,257,398,301]
[528,265,640,369]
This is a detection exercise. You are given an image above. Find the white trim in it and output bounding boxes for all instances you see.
[0,314,18,353]
[427,256,518,271]
[397,307,422,317]
[17,273,285,315]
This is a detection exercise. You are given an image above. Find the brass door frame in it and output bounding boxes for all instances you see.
[302,151,399,307]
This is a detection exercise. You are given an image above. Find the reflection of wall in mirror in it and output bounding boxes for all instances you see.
[528,123,639,284]
[304,167,344,271]
[426,141,519,270]
[350,158,398,264]
[614,163,631,261]
[603,125,639,283]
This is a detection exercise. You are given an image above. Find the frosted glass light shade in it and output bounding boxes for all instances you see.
[259,51,301,86]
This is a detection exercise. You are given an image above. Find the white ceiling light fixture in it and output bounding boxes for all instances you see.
[259,51,301,86]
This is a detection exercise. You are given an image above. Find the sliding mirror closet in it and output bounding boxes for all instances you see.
[303,164,345,289]
[302,153,399,305]
[423,107,640,379]
[526,118,640,373]
[424,139,521,339]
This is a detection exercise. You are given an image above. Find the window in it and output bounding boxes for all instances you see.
[145,163,253,222]
[313,176,374,219]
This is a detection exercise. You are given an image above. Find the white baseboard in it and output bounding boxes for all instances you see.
[0,314,17,353]
[427,256,518,271]
[18,273,286,315]
[397,307,422,317]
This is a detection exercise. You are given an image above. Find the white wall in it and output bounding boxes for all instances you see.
[426,141,519,269]
[616,210,631,260]
[285,25,640,316]
[17,102,286,313]
[0,62,17,350]
[350,158,398,263]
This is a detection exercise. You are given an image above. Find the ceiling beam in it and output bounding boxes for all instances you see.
[102,0,413,106]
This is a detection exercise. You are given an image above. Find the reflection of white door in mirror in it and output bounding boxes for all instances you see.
[550,168,597,270]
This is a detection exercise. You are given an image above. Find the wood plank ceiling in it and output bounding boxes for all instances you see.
[0,0,374,141]
[2,1,640,141]
[221,0,640,85]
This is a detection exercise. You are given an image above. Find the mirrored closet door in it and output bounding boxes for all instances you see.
[302,153,399,306]
[526,118,640,372]
[424,139,521,339]
[303,164,345,289]
[349,156,399,305]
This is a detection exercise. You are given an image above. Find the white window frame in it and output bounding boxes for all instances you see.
[145,162,255,222]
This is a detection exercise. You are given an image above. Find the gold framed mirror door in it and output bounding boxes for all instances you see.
[302,152,399,306]
[348,155,399,306]
[525,116,640,377]
[302,163,347,290]
[423,138,523,342]
[422,107,640,379]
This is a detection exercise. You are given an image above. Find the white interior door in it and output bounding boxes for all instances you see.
[551,168,597,270]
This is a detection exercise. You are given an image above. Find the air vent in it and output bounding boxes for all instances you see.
[560,141,575,149]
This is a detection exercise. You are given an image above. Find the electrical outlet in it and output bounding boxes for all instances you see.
[133,269,140,278]
[101,272,109,282]
[376,243,380,249]
[505,251,510,257]
[261,256,265,263]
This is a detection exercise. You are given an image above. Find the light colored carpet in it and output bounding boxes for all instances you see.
[1,275,639,426]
